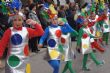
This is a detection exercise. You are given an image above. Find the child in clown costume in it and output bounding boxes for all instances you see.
[58,18,78,73]
[0,12,44,73]
[77,19,104,71]
[38,15,76,73]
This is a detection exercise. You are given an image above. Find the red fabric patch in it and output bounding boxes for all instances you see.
[61,37,66,44]
[82,33,88,39]
[24,45,29,56]
[90,29,93,34]
[55,30,62,38]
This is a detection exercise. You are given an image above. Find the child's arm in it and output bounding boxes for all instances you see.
[70,30,78,37]
[76,28,83,48]
[0,29,11,58]
[60,23,78,36]
[61,23,75,33]
[27,24,44,38]
[38,27,49,48]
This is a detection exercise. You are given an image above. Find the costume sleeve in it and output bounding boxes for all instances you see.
[27,23,44,38]
[96,15,107,22]
[70,30,78,37]
[61,23,75,33]
[61,23,78,37]
[39,27,49,45]
[77,28,83,46]
[0,29,11,58]
[88,22,95,27]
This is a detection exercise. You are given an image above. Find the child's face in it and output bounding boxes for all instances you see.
[83,20,88,27]
[51,17,58,25]
[13,15,23,28]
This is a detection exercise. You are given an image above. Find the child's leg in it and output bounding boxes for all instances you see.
[68,61,75,73]
[62,62,68,73]
[82,54,89,69]
[89,52,103,65]
[105,32,109,45]
[62,61,75,73]
[103,32,109,44]
[48,60,60,73]
[103,33,106,42]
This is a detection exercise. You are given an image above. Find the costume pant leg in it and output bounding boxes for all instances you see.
[48,60,60,73]
[82,54,88,68]
[62,62,68,73]
[89,52,101,65]
[103,32,109,44]
[68,61,75,73]
[105,32,109,45]
[62,61,75,73]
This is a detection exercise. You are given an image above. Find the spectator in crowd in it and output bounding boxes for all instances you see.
[28,3,41,53]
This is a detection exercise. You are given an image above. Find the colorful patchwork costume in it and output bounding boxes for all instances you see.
[0,22,44,73]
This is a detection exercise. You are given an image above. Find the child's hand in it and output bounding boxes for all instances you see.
[0,59,4,68]
[26,19,37,25]
[38,44,43,48]
[76,46,81,53]
[59,21,64,26]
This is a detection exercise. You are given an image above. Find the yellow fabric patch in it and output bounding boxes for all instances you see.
[49,50,59,59]
[95,0,99,3]
[61,55,65,61]
[82,44,89,49]
[96,31,101,37]
[26,63,31,73]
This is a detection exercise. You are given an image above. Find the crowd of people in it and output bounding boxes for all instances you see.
[0,0,110,73]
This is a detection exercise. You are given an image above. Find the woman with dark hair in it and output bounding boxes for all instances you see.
[28,3,41,53]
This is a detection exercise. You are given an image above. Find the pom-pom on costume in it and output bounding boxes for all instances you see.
[0,17,44,73]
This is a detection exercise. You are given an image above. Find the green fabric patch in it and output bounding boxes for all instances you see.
[58,44,64,53]
[104,25,108,28]
[8,55,20,67]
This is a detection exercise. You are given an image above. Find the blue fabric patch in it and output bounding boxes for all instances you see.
[61,24,74,33]
[11,34,22,45]
[48,39,56,47]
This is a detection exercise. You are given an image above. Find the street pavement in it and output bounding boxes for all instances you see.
[0,41,110,73]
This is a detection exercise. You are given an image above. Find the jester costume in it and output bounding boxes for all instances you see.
[0,24,44,73]
[77,25,104,70]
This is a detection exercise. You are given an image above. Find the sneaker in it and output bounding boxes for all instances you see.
[97,60,105,66]
[82,67,91,71]
[37,49,40,51]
